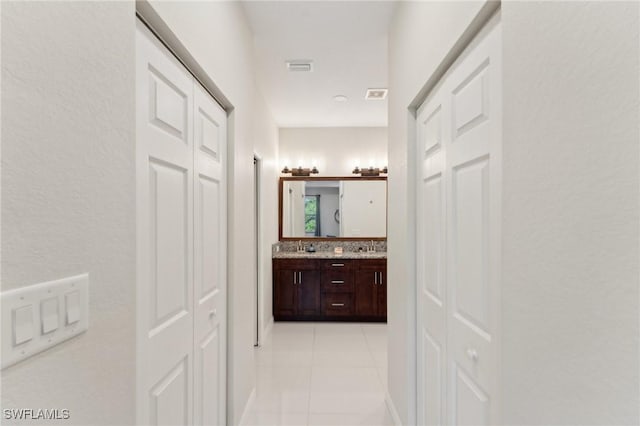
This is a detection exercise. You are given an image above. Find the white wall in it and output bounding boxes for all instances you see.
[146,2,279,423]
[279,127,387,177]
[1,2,136,424]
[501,2,639,424]
[387,2,486,423]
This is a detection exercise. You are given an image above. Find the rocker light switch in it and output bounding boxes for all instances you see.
[2,274,89,369]
[65,291,80,325]
[41,298,59,334]
[13,306,34,346]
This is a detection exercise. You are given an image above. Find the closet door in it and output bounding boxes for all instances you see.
[416,90,448,426]
[446,20,501,426]
[193,84,227,426]
[136,22,195,425]
[136,22,228,425]
[416,16,501,426]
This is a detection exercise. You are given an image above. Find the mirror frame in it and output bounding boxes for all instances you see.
[278,176,387,241]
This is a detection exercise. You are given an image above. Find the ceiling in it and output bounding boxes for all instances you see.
[242,1,397,128]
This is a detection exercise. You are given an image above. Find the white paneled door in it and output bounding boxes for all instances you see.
[136,21,227,426]
[416,16,501,426]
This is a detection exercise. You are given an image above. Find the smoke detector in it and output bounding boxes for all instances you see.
[286,60,314,72]
[365,88,388,100]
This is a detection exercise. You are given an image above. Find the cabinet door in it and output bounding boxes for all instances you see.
[377,269,387,319]
[297,270,321,316]
[274,267,297,317]
[355,267,377,316]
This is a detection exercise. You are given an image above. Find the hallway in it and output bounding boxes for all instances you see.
[241,323,392,426]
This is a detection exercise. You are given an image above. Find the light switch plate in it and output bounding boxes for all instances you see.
[1,274,89,369]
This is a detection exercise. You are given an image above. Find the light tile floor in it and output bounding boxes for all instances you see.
[242,322,393,426]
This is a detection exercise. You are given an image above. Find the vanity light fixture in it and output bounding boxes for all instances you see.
[352,166,388,177]
[281,166,319,177]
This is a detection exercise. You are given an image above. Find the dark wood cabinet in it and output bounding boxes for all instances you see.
[273,259,321,318]
[355,259,386,319]
[273,257,386,322]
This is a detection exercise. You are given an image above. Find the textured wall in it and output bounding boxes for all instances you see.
[279,127,388,177]
[1,2,136,424]
[501,2,640,424]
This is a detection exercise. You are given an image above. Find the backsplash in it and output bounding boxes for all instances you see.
[273,240,387,254]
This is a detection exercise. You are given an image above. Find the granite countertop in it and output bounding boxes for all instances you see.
[273,251,387,259]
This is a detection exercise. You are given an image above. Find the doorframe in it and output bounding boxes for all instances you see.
[254,152,263,347]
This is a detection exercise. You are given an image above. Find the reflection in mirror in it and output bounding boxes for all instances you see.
[281,178,386,239]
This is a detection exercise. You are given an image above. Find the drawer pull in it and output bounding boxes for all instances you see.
[331,280,344,284]
[331,263,345,267]
[331,303,345,307]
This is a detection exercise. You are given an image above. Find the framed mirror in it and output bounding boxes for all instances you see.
[279,177,387,240]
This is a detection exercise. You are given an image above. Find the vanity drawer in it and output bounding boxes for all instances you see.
[322,270,354,293]
[320,259,355,271]
[322,293,354,316]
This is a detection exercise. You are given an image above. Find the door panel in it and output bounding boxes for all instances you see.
[137,22,194,426]
[137,21,227,426]
[422,331,443,426]
[274,267,297,317]
[148,160,189,330]
[416,16,501,426]
[446,19,501,425]
[297,270,321,316]
[150,358,189,426]
[355,269,377,316]
[193,84,226,426]
[451,365,490,426]
[149,66,189,142]
[195,328,221,426]
[451,157,490,337]
[417,94,448,426]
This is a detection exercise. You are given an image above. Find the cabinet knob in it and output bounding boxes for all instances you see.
[466,348,479,362]
[209,309,217,318]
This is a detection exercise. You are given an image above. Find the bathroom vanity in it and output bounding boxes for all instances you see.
[273,176,388,322]
[272,254,387,321]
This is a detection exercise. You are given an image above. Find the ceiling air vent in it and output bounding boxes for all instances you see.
[365,88,388,100]
[286,60,314,72]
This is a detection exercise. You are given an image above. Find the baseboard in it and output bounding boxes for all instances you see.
[237,387,256,426]
[385,390,403,426]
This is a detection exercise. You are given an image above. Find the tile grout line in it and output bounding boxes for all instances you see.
[361,324,388,393]
[306,323,316,425]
